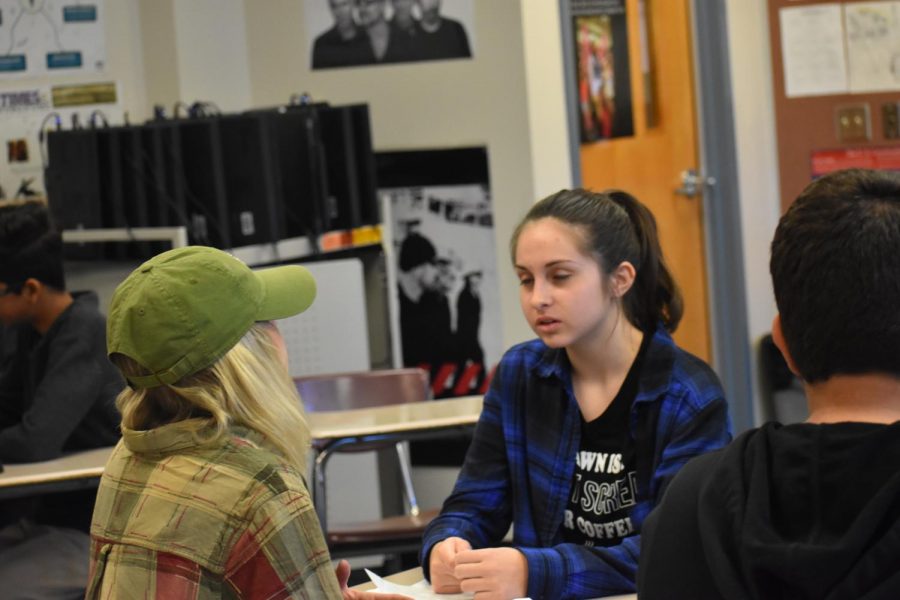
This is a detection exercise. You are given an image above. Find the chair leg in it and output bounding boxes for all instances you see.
[314,449,331,533]
[394,442,419,517]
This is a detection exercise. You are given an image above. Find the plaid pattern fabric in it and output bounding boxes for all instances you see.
[87,421,342,599]
[421,327,733,600]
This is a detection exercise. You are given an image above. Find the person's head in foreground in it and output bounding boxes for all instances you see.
[770,167,900,389]
[638,168,900,600]
[89,246,409,600]
[107,246,316,466]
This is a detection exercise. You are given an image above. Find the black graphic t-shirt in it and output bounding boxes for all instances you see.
[561,336,649,547]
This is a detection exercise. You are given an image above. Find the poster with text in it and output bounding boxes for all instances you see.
[304,0,474,70]
[0,0,106,78]
[378,147,500,403]
[571,0,634,142]
[0,82,119,200]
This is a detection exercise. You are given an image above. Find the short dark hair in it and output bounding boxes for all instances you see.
[770,168,900,382]
[0,201,66,291]
[399,233,436,272]
[511,188,683,333]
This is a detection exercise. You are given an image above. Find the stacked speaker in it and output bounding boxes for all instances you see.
[44,103,379,259]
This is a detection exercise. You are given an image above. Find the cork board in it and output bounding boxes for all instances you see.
[767,0,900,211]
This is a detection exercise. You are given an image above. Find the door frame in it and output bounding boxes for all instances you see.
[557,0,755,432]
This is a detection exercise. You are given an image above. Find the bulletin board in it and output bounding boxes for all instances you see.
[767,0,900,211]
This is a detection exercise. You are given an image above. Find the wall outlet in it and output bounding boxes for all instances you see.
[835,104,871,143]
[884,102,900,140]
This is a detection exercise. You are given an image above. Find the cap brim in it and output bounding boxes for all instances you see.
[255,264,317,321]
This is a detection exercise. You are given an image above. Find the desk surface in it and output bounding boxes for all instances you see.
[0,396,483,493]
[353,566,638,599]
[0,446,112,490]
[308,395,482,440]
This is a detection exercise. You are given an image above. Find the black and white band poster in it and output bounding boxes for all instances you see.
[304,0,474,70]
[570,0,635,142]
[378,148,500,400]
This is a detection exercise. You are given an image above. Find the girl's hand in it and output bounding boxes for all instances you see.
[334,559,411,600]
[454,547,528,600]
[429,536,472,593]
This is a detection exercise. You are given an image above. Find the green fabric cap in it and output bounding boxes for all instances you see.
[107,246,316,389]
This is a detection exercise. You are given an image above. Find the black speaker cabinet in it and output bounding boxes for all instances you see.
[44,102,379,255]
[45,129,104,259]
[318,103,379,230]
[218,113,283,246]
[176,117,230,248]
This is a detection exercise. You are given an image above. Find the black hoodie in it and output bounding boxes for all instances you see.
[638,421,900,599]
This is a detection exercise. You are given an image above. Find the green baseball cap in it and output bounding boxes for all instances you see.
[107,246,316,389]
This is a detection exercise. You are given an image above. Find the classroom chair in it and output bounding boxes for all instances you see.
[294,368,441,561]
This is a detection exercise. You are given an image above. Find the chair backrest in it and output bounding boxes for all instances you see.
[294,367,430,413]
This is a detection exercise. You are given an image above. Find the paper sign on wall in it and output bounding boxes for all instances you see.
[844,1,900,93]
[0,0,106,78]
[779,4,849,97]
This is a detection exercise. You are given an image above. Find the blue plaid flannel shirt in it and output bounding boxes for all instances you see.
[421,326,733,599]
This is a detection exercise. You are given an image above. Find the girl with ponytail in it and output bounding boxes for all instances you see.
[421,189,732,599]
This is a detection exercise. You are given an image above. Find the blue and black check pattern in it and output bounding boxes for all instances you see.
[422,326,733,599]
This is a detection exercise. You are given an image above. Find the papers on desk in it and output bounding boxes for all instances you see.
[364,569,635,600]
[365,569,475,599]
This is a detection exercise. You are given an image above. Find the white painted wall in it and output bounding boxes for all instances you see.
[171,0,253,112]
[724,0,782,423]
[520,2,575,200]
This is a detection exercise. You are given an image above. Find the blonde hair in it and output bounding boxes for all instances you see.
[113,322,310,468]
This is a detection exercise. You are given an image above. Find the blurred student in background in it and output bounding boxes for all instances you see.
[0,199,122,599]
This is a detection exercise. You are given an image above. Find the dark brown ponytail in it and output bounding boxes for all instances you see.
[606,190,683,332]
[510,188,683,333]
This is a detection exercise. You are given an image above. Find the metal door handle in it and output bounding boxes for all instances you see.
[675,169,716,198]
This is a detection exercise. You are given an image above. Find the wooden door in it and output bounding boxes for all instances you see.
[579,0,711,361]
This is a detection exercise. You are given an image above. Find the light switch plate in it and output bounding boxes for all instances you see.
[835,104,871,143]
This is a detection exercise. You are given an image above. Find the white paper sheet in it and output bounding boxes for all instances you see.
[365,569,476,599]
[845,1,900,92]
[363,569,636,600]
[779,4,849,97]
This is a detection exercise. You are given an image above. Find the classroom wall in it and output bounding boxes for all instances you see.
[137,0,180,112]
[6,0,782,425]
[724,0,782,423]
[110,0,547,350]
[172,0,254,113]
[239,0,554,350]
